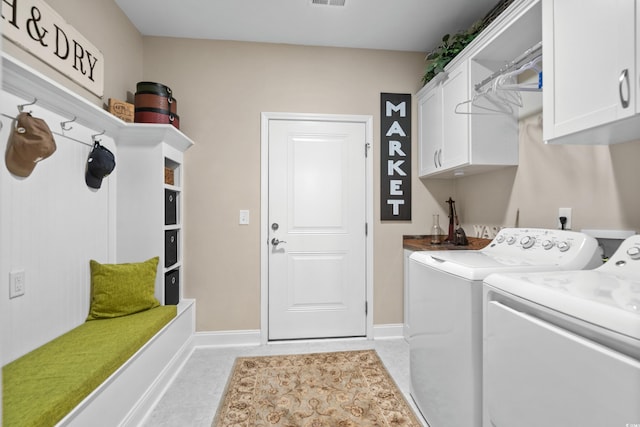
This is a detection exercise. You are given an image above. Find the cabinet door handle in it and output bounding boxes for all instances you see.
[619,69,630,108]
[437,149,443,167]
[433,150,438,168]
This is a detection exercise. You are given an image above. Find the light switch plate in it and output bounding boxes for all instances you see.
[239,210,250,225]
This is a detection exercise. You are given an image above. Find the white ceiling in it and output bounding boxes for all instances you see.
[115,0,500,52]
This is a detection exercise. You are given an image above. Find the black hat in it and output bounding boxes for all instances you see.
[85,141,115,189]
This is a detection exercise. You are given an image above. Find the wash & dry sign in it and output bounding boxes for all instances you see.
[1,0,104,97]
[380,93,411,220]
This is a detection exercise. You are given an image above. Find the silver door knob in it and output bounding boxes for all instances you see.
[271,238,287,246]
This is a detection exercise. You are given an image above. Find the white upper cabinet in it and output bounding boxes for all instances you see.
[418,79,442,177]
[441,63,471,171]
[543,0,639,144]
[418,64,469,177]
[418,0,540,179]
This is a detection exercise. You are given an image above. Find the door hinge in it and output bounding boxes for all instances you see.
[365,142,371,157]
[365,301,368,315]
[365,222,368,236]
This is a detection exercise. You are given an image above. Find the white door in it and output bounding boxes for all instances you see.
[267,118,367,340]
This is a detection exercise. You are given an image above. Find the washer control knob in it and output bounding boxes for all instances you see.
[520,236,536,249]
[542,240,555,250]
[496,235,505,243]
[507,236,517,245]
[627,246,640,260]
[557,241,571,252]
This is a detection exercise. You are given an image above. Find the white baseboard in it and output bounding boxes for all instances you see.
[192,329,262,348]
[372,323,405,340]
[190,325,405,348]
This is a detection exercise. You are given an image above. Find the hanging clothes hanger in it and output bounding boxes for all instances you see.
[474,41,542,92]
[455,85,515,116]
[493,55,543,93]
[456,46,542,116]
[492,73,523,108]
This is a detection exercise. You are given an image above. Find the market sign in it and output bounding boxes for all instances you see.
[380,93,411,221]
[1,0,104,97]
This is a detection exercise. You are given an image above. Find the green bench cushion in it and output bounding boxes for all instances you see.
[2,305,177,427]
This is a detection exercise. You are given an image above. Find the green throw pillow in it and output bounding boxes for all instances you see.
[87,257,160,320]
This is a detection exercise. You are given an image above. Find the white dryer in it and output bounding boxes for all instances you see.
[408,228,602,427]
[483,234,640,427]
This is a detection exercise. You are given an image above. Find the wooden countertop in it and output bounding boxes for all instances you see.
[403,235,492,251]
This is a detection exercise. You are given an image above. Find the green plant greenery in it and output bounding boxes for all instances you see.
[422,23,482,85]
[421,0,514,86]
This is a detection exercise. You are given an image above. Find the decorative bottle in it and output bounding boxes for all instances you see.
[431,214,443,244]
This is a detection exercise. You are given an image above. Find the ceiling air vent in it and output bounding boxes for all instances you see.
[311,0,346,6]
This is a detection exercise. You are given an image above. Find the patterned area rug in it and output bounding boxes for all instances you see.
[212,349,422,427]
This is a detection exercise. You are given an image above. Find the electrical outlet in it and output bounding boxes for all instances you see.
[9,270,25,299]
[239,210,250,225]
[558,207,572,230]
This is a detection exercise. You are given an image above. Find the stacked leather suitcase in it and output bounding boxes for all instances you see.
[134,81,180,129]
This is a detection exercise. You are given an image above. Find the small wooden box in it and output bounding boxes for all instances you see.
[164,167,174,185]
[108,98,134,123]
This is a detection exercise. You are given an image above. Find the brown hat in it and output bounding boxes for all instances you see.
[5,112,56,177]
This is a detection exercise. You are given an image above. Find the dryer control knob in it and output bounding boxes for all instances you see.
[542,240,555,250]
[520,236,535,249]
[557,241,571,252]
[627,246,640,260]
[507,236,516,245]
[496,235,505,243]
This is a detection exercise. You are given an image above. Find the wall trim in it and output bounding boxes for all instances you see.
[191,325,405,348]
[192,330,262,348]
[372,323,405,340]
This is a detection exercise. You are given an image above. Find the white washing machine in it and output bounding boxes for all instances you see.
[408,228,602,427]
[483,234,640,427]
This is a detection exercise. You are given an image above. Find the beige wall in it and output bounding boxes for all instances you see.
[5,2,639,334]
[141,37,449,331]
[2,0,143,106]
[456,114,640,233]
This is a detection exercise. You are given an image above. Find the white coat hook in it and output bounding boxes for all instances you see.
[60,116,77,131]
[91,130,106,142]
[17,98,38,113]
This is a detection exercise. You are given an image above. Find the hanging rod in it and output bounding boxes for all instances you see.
[475,41,542,92]
[1,91,109,147]
[0,112,94,147]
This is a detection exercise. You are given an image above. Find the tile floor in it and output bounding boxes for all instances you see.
[141,337,428,427]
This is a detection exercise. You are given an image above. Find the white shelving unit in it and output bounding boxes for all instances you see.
[116,127,193,305]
